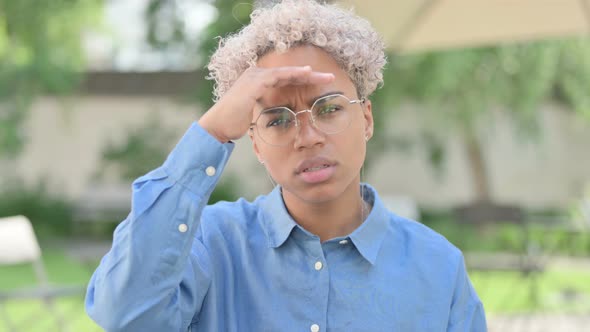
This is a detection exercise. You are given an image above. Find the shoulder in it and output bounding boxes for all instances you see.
[364,184,463,266]
[380,213,470,299]
[385,211,464,271]
[394,213,460,254]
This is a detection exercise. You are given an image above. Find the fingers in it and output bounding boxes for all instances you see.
[199,65,335,142]
[262,66,335,89]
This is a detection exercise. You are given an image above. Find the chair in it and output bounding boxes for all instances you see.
[0,215,87,332]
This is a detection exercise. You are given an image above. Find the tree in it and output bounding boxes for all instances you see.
[0,0,101,158]
[145,0,254,109]
[369,38,590,204]
[145,1,590,206]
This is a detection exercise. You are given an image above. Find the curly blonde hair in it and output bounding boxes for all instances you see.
[207,0,386,101]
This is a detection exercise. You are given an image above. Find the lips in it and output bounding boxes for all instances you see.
[295,157,336,175]
[302,164,330,173]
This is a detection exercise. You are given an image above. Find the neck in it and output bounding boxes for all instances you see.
[282,181,369,242]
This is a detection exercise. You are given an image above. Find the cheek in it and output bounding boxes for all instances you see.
[348,121,368,161]
[348,115,367,144]
[350,136,367,164]
[335,126,366,164]
[258,146,292,176]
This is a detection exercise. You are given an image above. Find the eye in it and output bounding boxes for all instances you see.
[266,117,293,128]
[316,103,342,116]
[261,109,294,128]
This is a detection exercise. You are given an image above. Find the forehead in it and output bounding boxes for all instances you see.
[256,45,356,107]
[257,45,343,70]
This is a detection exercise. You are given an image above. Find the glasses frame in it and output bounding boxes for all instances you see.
[249,93,366,146]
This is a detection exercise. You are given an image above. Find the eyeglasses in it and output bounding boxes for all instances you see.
[250,93,365,146]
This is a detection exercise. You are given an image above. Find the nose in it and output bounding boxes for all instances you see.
[293,110,325,149]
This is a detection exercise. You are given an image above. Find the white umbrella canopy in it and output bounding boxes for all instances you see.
[335,0,590,53]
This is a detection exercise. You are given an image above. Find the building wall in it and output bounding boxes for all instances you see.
[13,95,590,209]
[369,103,590,208]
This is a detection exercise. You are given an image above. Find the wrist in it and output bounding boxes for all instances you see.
[198,116,229,143]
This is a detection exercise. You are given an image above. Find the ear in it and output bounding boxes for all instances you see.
[363,99,374,140]
[249,129,263,163]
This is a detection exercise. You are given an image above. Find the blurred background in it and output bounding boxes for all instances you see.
[0,0,589,331]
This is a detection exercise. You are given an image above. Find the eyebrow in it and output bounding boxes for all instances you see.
[258,91,344,110]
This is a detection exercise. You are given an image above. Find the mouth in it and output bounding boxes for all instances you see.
[301,164,331,173]
[295,157,336,174]
[295,157,337,184]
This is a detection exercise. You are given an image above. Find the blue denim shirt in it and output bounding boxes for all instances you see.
[85,122,487,331]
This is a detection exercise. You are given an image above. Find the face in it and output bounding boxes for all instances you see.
[250,45,373,204]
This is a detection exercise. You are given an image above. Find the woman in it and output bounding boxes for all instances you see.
[86,1,487,331]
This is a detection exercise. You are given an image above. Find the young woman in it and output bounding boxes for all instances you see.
[86,1,487,331]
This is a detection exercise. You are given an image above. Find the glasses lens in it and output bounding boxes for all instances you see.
[255,95,358,145]
[256,107,296,145]
[311,95,353,134]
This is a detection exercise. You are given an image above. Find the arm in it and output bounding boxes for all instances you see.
[86,65,335,331]
[85,123,233,332]
[447,256,488,332]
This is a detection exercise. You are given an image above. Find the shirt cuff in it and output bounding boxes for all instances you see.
[163,122,234,197]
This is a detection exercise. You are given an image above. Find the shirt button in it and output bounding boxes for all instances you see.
[205,166,216,176]
[339,239,349,245]
[310,324,320,332]
[178,223,188,233]
[314,261,323,271]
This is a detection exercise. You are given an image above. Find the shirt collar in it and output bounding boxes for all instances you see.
[259,186,298,248]
[259,184,389,265]
[347,184,389,265]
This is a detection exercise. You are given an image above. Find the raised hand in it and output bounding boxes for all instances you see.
[198,65,335,143]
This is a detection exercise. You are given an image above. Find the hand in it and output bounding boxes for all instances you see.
[198,66,335,143]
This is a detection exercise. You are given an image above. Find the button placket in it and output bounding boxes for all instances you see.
[307,240,327,332]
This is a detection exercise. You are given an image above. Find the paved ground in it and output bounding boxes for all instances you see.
[488,314,590,332]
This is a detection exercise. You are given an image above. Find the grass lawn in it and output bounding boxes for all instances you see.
[0,248,101,332]
[1,246,589,331]
[470,268,590,314]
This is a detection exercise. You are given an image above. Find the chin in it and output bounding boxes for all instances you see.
[282,178,351,204]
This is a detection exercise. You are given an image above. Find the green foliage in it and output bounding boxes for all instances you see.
[422,211,590,256]
[97,116,177,181]
[369,38,590,200]
[381,39,590,137]
[528,227,590,257]
[0,180,75,236]
[145,0,254,108]
[471,268,590,314]
[196,0,253,107]
[553,39,590,120]
[0,0,101,157]
[145,0,187,51]
[568,183,590,226]
[196,1,253,57]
